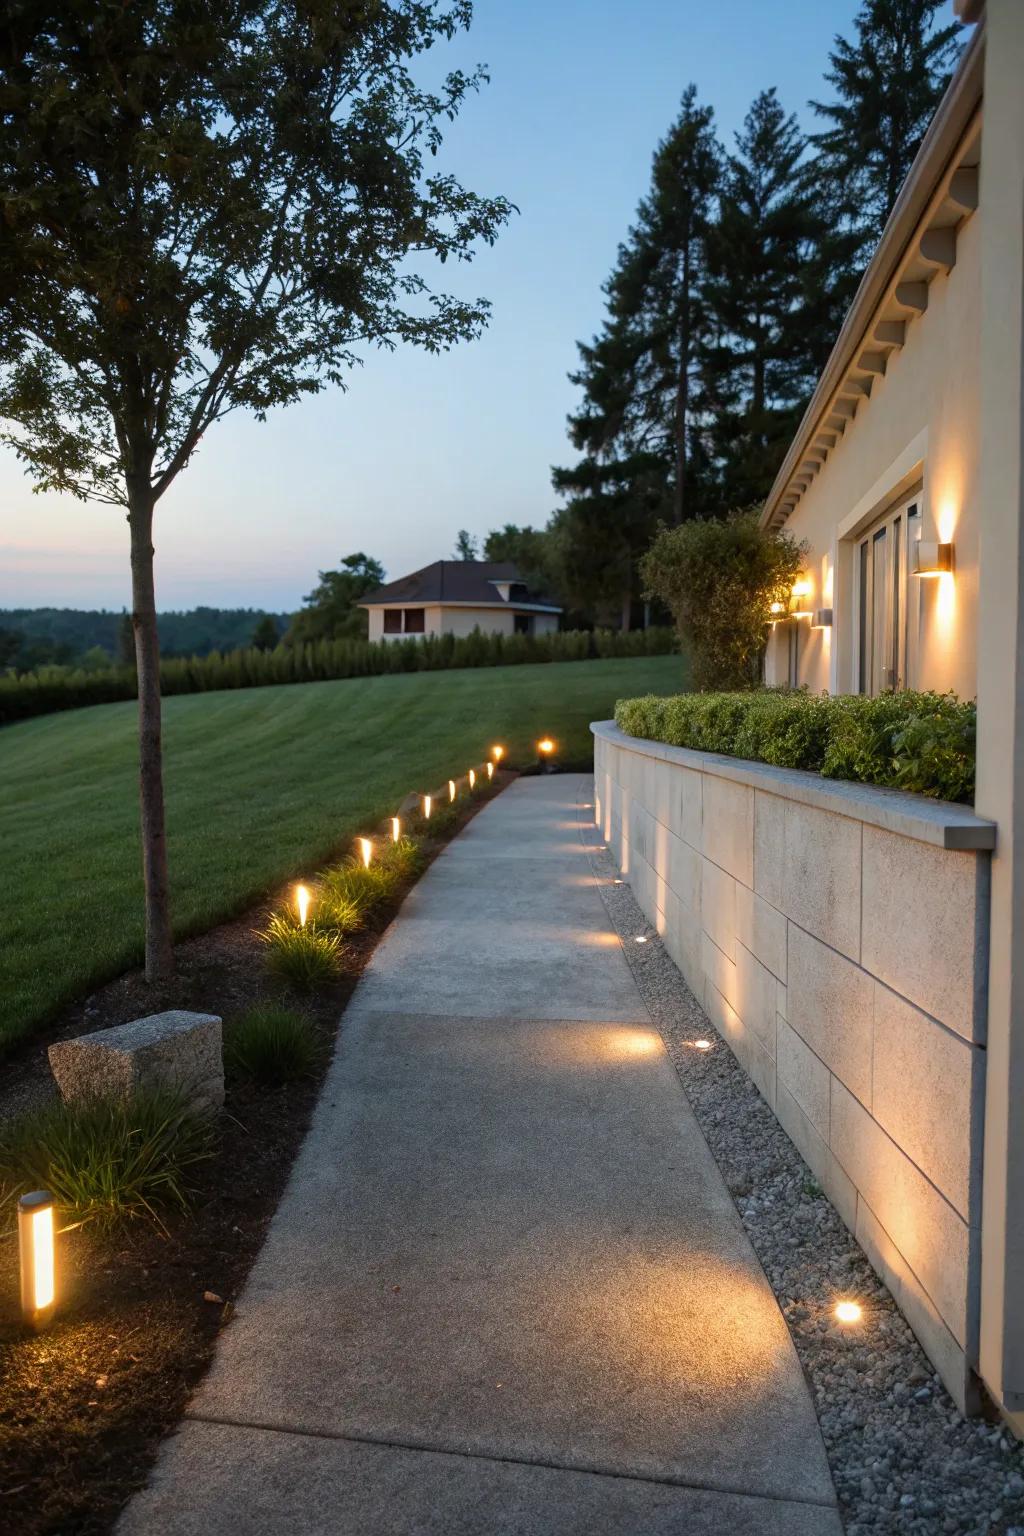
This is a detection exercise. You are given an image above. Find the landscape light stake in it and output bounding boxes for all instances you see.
[18,1192,56,1331]
[468,768,476,789]
[295,884,311,927]
[537,737,556,772]
[423,795,432,820]
[448,779,456,803]
[391,817,401,843]
[491,745,505,763]
[486,762,494,781]
[358,838,373,868]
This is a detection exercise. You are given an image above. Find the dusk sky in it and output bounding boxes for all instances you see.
[0,1,963,613]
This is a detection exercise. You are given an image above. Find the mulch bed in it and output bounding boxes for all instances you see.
[0,771,513,1535]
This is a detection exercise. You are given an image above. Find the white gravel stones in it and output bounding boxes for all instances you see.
[581,819,1024,1536]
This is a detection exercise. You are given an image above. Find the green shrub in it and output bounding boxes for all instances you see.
[380,835,424,879]
[0,625,678,725]
[259,913,344,990]
[614,689,976,803]
[639,513,804,690]
[0,1089,214,1231]
[224,1005,319,1084]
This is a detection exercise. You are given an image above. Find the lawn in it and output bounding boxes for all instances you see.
[0,654,684,1050]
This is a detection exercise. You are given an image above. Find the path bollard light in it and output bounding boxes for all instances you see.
[468,768,476,789]
[358,837,373,869]
[486,762,494,781]
[448,779,456,803]
[295,884,311,927]
[423,794,432,820]
[491,745,505,764]
[391,817,401,843]
[18,1191,56,1331]
[537,737,554,757]
[835,1300,862,1326]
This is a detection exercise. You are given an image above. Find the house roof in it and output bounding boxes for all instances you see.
[359,561,562,613]
[761,16,985,530]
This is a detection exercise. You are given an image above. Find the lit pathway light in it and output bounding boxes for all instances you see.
[19,1191,56,1331]
[448,779,457,803]
[691,1039,712,1051]
[835,1300,862,1326]
[537,738,554,757]
[423,794,432,820]
[391,817,401,843]
[491,745,505,763]
[634,935,648,945]
[486,762,494,781]
[468,768,476,789]
[358,837,373,869]
[295,884,311,927]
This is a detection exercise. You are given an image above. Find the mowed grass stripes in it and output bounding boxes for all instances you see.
[0,655,684,1049]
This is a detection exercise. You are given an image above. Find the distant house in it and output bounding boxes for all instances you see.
[359,561,562,642]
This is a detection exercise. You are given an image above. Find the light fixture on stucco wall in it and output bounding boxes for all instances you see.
[912,542,954,577]
[811,609,833,629]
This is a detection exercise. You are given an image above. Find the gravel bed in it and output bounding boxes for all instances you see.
[575,792,1024,1536]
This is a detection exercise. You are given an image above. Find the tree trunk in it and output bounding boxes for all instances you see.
[128,480,174,983]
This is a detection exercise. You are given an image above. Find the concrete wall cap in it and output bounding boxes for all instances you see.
[591,720,995,852]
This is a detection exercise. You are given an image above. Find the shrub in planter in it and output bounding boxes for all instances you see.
[614,688,976,803]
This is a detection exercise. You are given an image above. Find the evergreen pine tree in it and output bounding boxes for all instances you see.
[701,89,841,507]
[810,0,961,257]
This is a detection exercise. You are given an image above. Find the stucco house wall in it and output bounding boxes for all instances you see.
[764,212,981,702]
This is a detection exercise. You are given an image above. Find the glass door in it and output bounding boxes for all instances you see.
[857,498,919,695]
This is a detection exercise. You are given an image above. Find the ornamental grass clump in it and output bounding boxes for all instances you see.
[0,1089,214,1232]
[224,1005,319,1085]
[614,689,976,803]
[259,913,343,991]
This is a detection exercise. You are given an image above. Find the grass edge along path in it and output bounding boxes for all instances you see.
[0,654,685,1050]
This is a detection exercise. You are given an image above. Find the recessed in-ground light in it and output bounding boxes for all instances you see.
[835,1300,862,1325]
[612,878,624,884]
[692,1039,712,1050]
[634,935,648,944]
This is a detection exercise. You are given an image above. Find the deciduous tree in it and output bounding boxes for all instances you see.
[0,0,512,979]
[286,553,385,644]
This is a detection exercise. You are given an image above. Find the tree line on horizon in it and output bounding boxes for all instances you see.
[497,0,962,628]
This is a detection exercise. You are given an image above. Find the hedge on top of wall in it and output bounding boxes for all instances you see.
[0,625,677,727]
[613,688,977,805]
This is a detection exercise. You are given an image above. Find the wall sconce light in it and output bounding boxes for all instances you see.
[295,883,311,927]
[358,837,373,868]
[486,761,494,781]
[912,541,954,577]
[811,608,833,629]
[789,577,814,618]
[19,1191,56,1330]
[422,794,432,820]
[448,779,457,802]
[769,601,787,615]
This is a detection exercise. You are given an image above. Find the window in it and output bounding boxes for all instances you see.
[856,496,921,695]
[403,608,425,634]
[383,610,401,634]
[514,613,533,636]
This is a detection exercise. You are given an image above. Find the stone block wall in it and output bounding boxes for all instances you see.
[592,720,995,1410]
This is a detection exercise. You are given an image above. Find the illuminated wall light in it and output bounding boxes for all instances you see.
[769,601,786,615]
[295,883,311,927]
[789,576,814,619]
[486,761,494,780]
[18,1191,56,1330]
[391,817,401,843]
[468,768,476,789]
[491,745,505,763]
[835,1300,862,1325]
[912,541,954,577]
[422,794,432,820]
[448,778,457,802]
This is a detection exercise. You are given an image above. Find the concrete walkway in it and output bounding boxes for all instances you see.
[119,777,841,1535]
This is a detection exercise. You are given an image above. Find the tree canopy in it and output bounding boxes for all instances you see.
[286,553,385,643]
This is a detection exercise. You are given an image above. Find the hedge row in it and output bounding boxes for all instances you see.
[614,688,976,804]
[0,625,676,726]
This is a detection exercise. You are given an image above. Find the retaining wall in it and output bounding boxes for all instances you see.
[592,719,996,1410]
